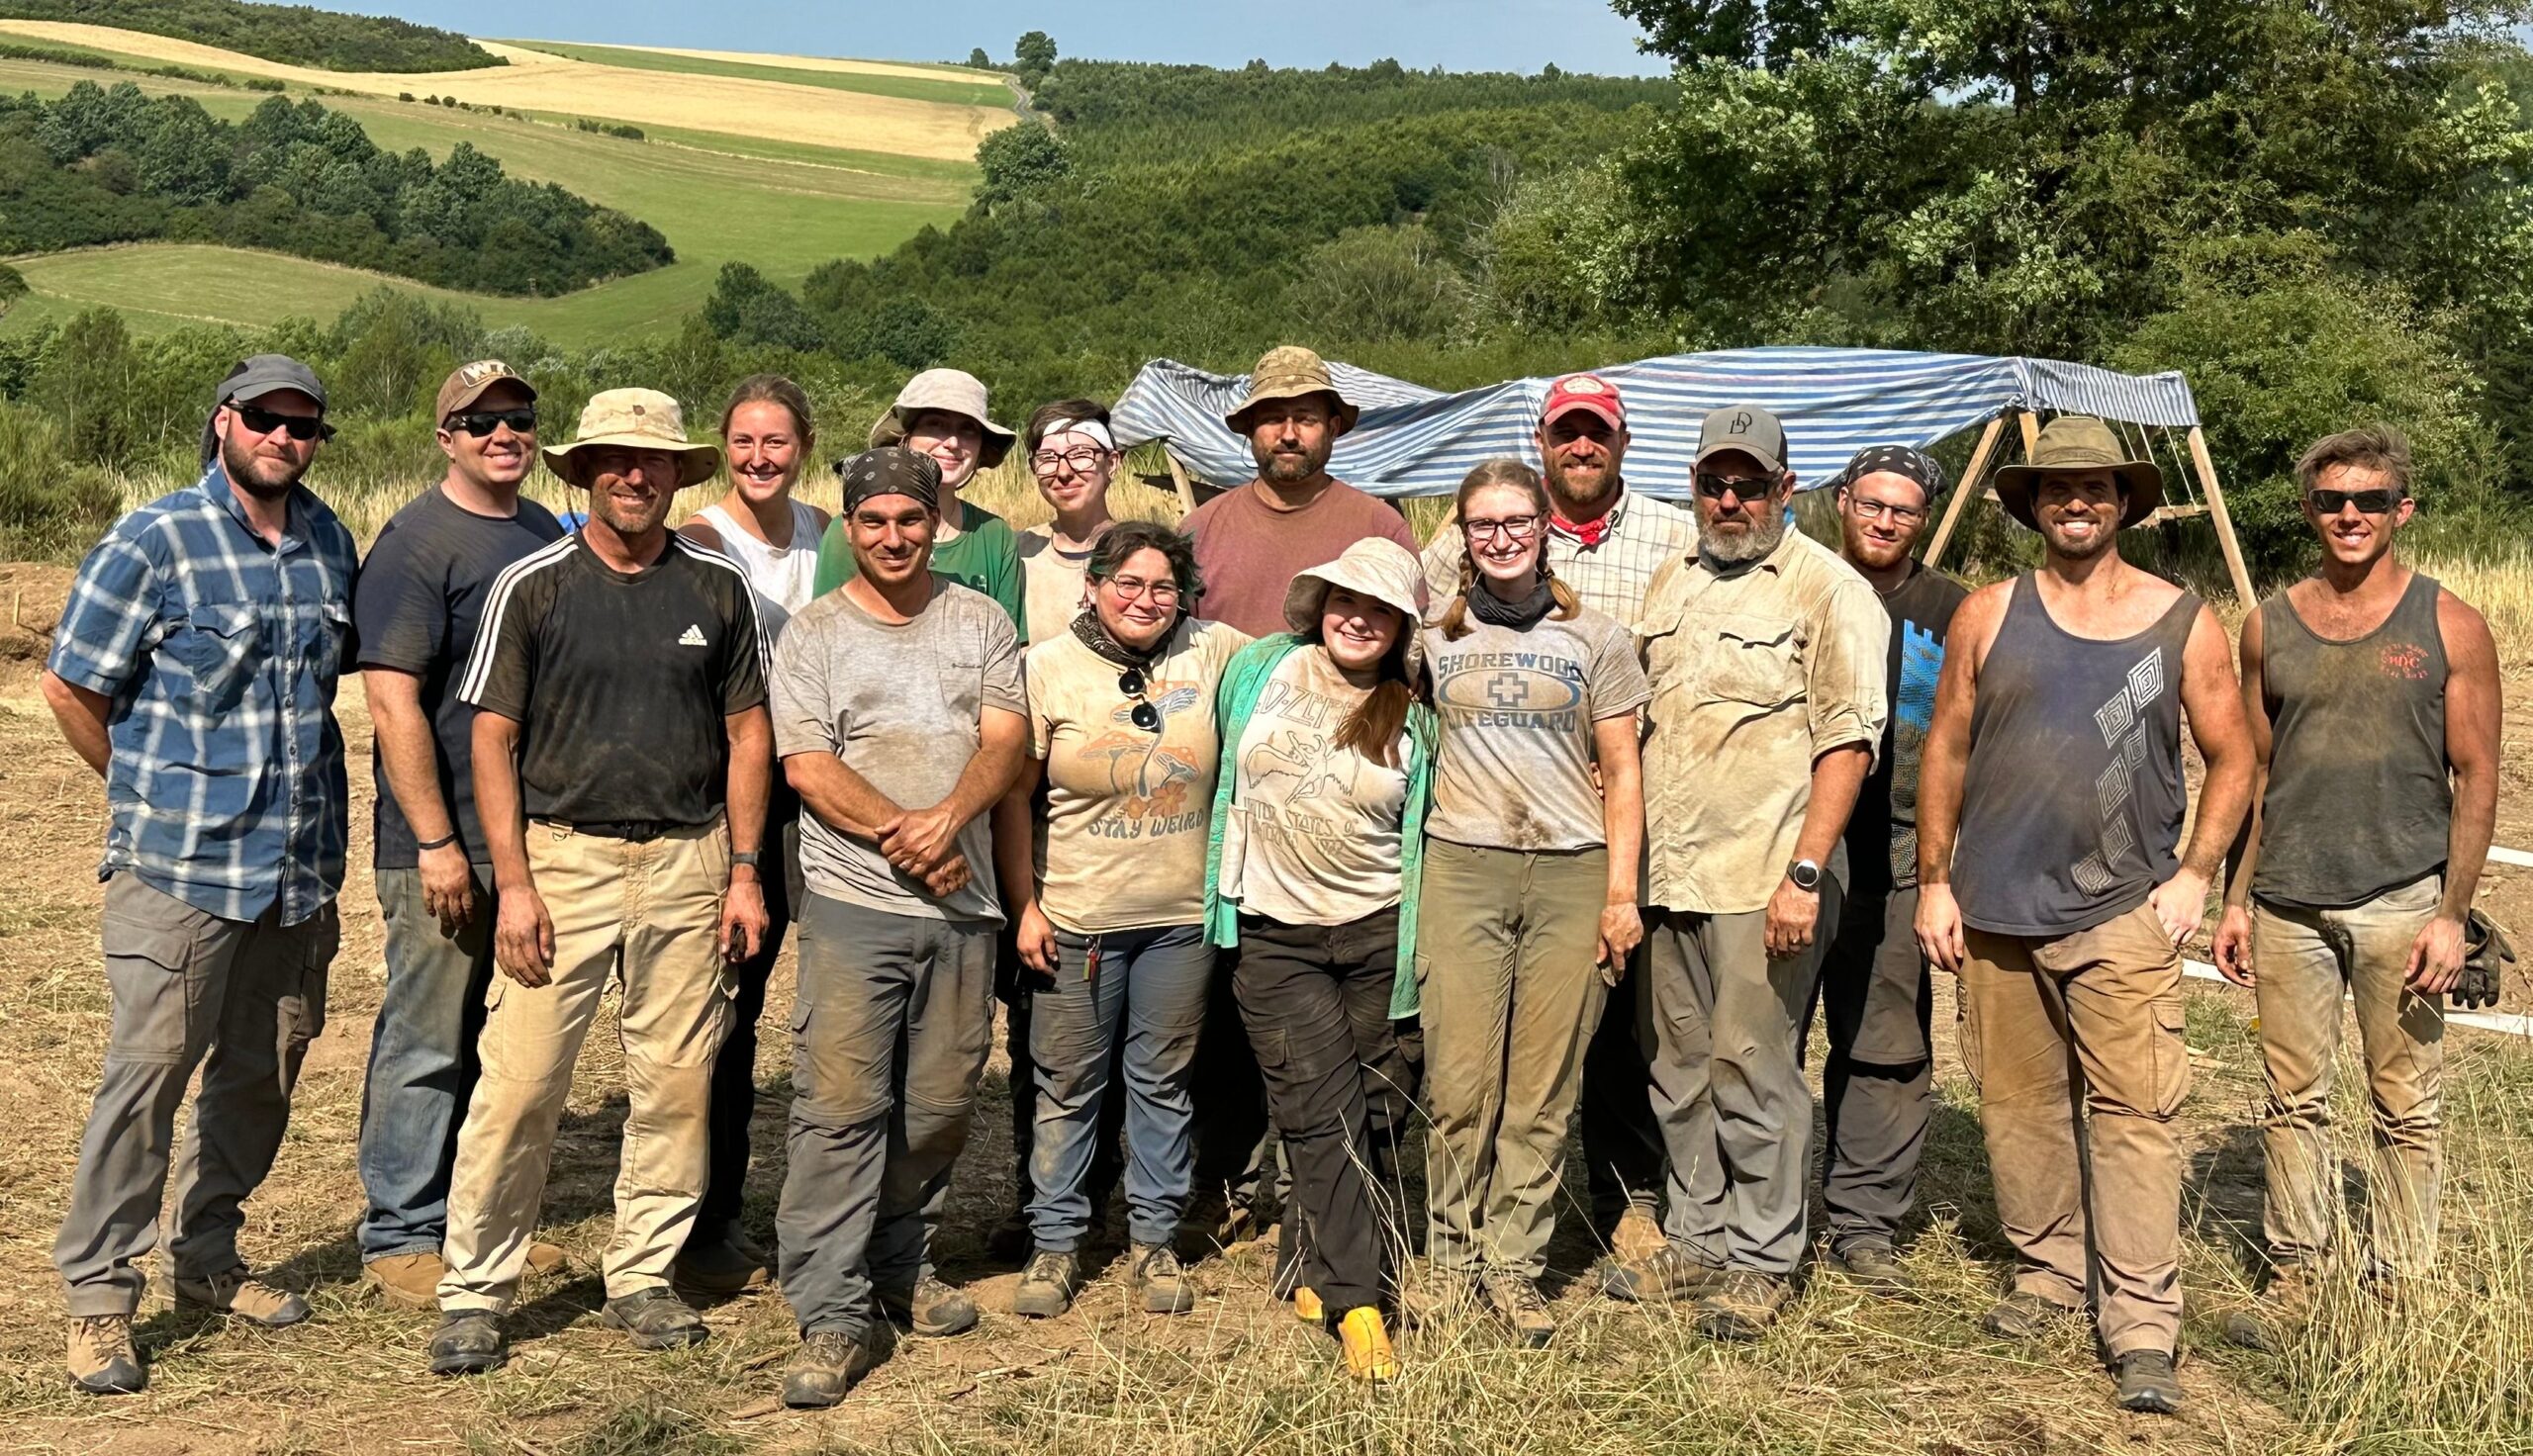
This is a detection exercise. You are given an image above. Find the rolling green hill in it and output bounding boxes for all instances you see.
[0,0,496,71]
[502,40,1010,109]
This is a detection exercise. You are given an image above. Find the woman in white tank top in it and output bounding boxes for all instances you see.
[679,375,829,644]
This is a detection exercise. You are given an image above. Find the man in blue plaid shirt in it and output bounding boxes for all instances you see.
[40,354,357,1398]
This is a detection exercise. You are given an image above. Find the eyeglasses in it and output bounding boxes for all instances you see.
[1102,575,1181,604]
[1463,514,1543,541]
[233,404,334,443]
[1029,446,1110,474]
[446,408,538,438]
[1117,667,1162,732]
[2308,488,2399,515]
[1846,497,1925,524]
[1695,474,1774,500]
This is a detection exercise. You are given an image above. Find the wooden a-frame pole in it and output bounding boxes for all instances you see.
[1922,411,2013,571]
[2187,425,2258,605]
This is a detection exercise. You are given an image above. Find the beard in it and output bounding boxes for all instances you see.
[220,433,306,500]
[1699,503,1789,569]
[2040,518,2116,562]
[1253,438,1332,487]
[1542,454,1618,516]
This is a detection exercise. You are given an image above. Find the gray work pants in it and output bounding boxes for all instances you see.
[1810,885,1934,1253]
[56,873,339,1316]
[777,893,996,1337]
[1644,882,1841,1278]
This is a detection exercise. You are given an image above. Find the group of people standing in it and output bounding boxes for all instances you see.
[40,340,2496,1418]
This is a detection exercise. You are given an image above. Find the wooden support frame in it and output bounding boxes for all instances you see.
[1163,447,1198,516]
[2187,425,2258,605]
[1922,411,2014,571]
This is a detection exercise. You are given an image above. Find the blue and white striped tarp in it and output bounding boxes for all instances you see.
[1111,346,2201,500]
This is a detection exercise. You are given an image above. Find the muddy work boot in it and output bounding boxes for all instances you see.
[1611,1206,1667,1265]
[1601,1244,1726,1304]
[1827,1240,1908,1294]
[878,1274,979,1337]
[1981,1288,2083,1341]
[427,1310,506,1377]
[66,1315,145,1396]
[674,1223,772,1297]
[1694,1270,1792,1341]
[781,1328,876,1409]
[174,1267,309,1328]
[1481,1271,1557,1347]
[1128,1241,1196,1315]
[2112,1348,2184,1414]
[601,1288,708,1350]
[524,1241,570,1278]
[365,1251,445,1311]
[1012,1249,1082,1319]
[2222,1264,2315,1353]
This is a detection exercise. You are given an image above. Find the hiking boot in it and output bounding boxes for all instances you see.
[2222,1265,2314,1352]
[1013,1249,1082,1319]
[601,1287,708,1350]
[1215,1199,1258,1248]
[2112,1348,2184,1414]
[1128,1241,1196,1315]
[1828,1240,1908,1294]
[1612,1206,1667,1265]
[1291,1285,1325,1324]
[1337,1306,1399,1383]
[174,1267,308,1328]
[366,1251,445,1310]
[524,1241,569,1278]
[427,1311,505,1377]
[987,1206,1031,1264]
[1693,1270,1791,1341]
[1981,1289,2082,1341]
[781,1328,876,1409]
[65,1315,144,1396]
[674,1224,771,1297]
[1601,1244,1726,1304]
[877,1275,978,1336]
[1481,1271,1556,1347]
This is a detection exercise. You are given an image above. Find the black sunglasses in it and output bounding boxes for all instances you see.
[1118,667,1162,732]
[1695,473,1776,500]
[2308,487,2400,515]
[446,407,538,438]
[234,404,334,442]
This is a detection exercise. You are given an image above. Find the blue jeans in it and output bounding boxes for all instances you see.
[1024,923,1213,1252]
[354,865,496,1261]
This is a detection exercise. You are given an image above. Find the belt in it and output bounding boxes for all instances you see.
[537,817,680,844]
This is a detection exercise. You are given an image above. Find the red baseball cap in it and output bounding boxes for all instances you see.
[1541,373,1625,430]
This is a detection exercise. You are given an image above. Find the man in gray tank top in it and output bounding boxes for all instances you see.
[2211,426,2500,1350]
[1916,416,2253,1415]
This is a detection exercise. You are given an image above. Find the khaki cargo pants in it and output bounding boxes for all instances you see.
[1959,902,2188,1357]
[438,820,734,1313]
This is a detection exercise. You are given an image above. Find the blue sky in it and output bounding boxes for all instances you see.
[336,0,1664,75]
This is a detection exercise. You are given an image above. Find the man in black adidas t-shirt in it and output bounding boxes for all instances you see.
[428,389,772,1378]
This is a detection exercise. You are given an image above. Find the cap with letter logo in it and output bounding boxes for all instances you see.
[1693,403,1789,477]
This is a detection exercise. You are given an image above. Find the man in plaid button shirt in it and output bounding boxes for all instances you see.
[41,354,357,1398]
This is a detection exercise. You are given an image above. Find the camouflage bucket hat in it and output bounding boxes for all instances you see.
[1225,345,1360,437]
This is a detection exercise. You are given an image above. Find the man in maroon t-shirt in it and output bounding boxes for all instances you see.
[1181,345,1419,639]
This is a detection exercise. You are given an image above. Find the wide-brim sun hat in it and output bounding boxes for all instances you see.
[1283,537,1425,645]
[541,388,721,489]
[1226,344,1361,437]
[1993,415,2165,530]
[868,368,1016,470]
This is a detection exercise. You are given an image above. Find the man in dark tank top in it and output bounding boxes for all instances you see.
[2211,426,2500,1352]
[1915,416,2255,1415]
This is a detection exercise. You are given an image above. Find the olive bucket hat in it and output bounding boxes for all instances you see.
[1992,415,2165,530]
[1226,345,1361,437]
[539,388,722,489]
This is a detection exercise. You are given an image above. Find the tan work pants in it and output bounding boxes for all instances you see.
[1959,902,2188,1356]
[2252,872,2444,1276]
[439,820,733,1313]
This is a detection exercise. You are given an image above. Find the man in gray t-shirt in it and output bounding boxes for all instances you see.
[763,447,1026,1409]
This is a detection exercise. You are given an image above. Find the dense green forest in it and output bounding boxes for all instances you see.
[0,84,673,295]
[0,0,499,72]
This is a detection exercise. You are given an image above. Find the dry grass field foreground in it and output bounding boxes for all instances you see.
[1,513,2531,1454]
[0,22,1016,160]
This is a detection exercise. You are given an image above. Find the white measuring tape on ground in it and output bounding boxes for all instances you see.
[2179,843,2533,1040]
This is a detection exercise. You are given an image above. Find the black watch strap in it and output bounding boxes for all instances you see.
[732,851,763,868]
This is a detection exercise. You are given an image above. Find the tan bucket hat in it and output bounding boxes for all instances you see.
[1282,537,1424,653]
[1993,415,2165,530]
[540,388,721,489]
[1227,345,1361,437]
[868,368,1015,469]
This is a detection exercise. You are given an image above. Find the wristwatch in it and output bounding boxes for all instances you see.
[732,851,763,869]
[1787,858,1823,892]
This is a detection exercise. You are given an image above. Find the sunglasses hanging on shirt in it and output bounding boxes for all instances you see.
[1117,667,1162,732]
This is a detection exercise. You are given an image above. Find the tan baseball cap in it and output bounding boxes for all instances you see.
[435,359,535,423]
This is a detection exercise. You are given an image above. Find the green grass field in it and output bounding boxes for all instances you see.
[502,38,1013,109]
[0,54,973,343]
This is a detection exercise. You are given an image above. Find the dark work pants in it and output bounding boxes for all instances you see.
[1190,969,1274,1215]
[1579,943,1665,1227]
[1808,885,1934,1254]
[695,805,803,1234]
[1231,910,1414,1318]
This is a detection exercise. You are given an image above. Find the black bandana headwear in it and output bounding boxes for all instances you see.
[837,445,941,512]
[1836,443,1946,497]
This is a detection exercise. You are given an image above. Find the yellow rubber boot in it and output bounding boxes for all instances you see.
[1292,1285,1323,1323]
[1338,1307,1399,1383]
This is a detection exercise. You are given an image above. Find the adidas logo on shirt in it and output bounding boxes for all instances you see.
[678,624,708,647]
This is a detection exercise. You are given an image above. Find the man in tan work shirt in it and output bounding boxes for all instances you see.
[1602,404,1887,1341]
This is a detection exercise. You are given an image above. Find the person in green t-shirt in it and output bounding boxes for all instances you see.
[811,368,1029,639]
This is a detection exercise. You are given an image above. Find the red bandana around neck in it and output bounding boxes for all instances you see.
[1549,498,1620,549]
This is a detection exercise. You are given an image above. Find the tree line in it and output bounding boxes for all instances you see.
[0,0,500,73]
[0,84,675,297]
